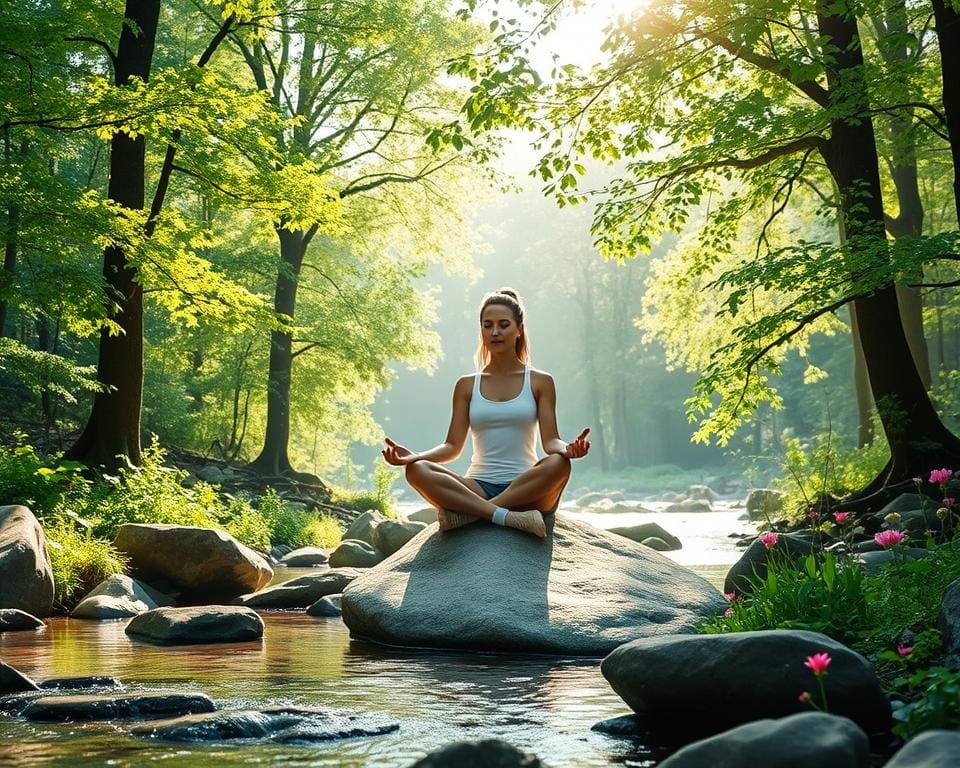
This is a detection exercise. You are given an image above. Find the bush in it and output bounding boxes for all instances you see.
[45,516,127,611]
[331,462,397,517]
[0,436,88,519]
[258,488,342,548]
[220,495,272,552]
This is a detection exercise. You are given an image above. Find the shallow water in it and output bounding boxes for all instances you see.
[0,508,754,767]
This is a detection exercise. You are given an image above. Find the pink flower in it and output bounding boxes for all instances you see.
[724,592,736,602]
[808,508,820,520]
[897,645,913,657]
[804,652,832,677]
[944,497,956,508]
[834,512,850,524]
[874,530,908,549]
[724,607,734,618]
[929,468,954,485]
[759,532,779,551]
[798,691,811,703]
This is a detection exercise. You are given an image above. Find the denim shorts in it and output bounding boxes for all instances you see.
[473,478,512,499]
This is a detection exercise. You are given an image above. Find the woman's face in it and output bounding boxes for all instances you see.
[480,304,522,355]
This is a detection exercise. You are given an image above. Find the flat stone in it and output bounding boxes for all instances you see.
[131,706,398,742]
[0,608,45,631]
[278,547,329,567]
[125,606,264,645]
[71,574,174,620]
[0,661,39,694]
[657,712,869,767]
[408,739,546,767]
[38,676,123,690]
[23,691,214,721]
[884,729,960,767]
[306,595,342,617]
[329,539,384,568]
[234,569,361,608]
[342,515,725,655]
[0,505,54,616]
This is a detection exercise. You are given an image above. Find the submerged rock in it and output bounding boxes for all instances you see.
[125,606,264,645]
[131,706,398,743]
[0,608,45,632]
[23,691,214,721]
[114,524,272,604]
[0,661,39,694]
[657,712,869,768]
[234,568,361,609]
[71,574,174,620]
[408,739,547,767]
[0,505,55,617]
[342,515,725,655]
[601,630,890,738]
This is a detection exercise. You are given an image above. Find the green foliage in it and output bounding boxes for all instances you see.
[220,495,272,552]
[44,516,127,611]
[892,667,960,739]
[257,488,341,548]
[0,437,88,518]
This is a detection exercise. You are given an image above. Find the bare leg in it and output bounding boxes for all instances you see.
[488,454,572,514]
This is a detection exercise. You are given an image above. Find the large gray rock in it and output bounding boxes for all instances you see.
[408,739,546,767]
[377,520,428,556]
[23,692,214,721]
[745,489,785,520]
[132,706,398,742]
[71,574,174,620]
[657,712,869,768]
[884,729,960,768]
[329,539,384,568]
[939,577,960,670]
[342,511,386,548]
[125,606,264,645]
[234,569,361,608]
[608,522,681,551]
[306,594,342,617]
[0,661,39,694]
[0,505,54,616]
[278,547,328,567]
[342,515,725,655]
[724,534,815,596]
[664,499,713,514]
[114,524,273,604]
[601,630,890,738]
[0,608,45,632]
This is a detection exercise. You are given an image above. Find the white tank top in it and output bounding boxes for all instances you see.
[465,367,539,483]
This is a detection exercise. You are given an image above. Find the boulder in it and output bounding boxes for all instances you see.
[196,465,226,484]
[0,505,54,616]
[724,534,815,596]
[278,547,328,567]
[601,630,890,738]
[408,739,546,768]
[23,692,214,721]
[131,706,398,742]
[686,485,718,502]
[38,676,123,690]
[745,489,785,520]
[329,539,384,568]
[342,515,725,655]
[608,523,681,551]
[234,569,360,609]
[376,520,429,556]
[884,729,960,768]
[306,594,342,617]
[0,608,45,632]
[0,661,39,694]
[342,510,386,548]
[407,508,437,525]
[114,524,272,604]
[125,606,264,645]
[664,499,713,514]
[939,577,960,670]
[641,537,672,552]
[872,494,942,537]
[876,493,942,517]
[71,574,174,620]
[270,544,293,560]
[656,712,869,768]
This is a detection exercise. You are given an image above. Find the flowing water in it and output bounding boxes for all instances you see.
[0,502,755,767]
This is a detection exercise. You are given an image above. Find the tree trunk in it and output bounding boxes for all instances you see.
[849,305,875,447]
[932,0,960,225]
[817,3,960,496]
[64,0,160,469]
[248,228,307,476]
[0,129,18,338]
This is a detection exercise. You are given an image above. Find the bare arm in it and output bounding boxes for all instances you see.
[535,371,591,459]
[382,376,472,465]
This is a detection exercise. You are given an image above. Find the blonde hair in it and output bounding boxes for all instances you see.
[475,287,530,369]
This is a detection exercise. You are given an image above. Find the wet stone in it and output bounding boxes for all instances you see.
[131,706,399,743]
[0,661,39,694]
[23,691,215,722]
[0,609,45,632]
[38,676,123,691]
[306,595,342,617]
[125,606,264,645]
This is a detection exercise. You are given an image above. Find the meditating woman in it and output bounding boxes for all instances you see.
[382,288,590,538]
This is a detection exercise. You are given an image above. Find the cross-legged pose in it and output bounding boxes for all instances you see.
[382,288,590,538]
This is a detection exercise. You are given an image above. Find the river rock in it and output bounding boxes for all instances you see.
[342,511,386,548]
[884,729,960,767]
[307,594,342,617]
[125,606,264,645]
[0,608,45,632]
[0,661,39,693]
[686,485,718,502]
[665,499,713,514]
[407,508,437,524]
[270,544,293,560]
[608,523,681,551]
[724,534,815,596]
[71,574,174,620]
[342,515,725,655]
[131,705,398,742]
[376,520,428,556]
[641,537,672,551]
[745,489,785,520]
[329,539,384,568]
[656,712,869,768]
[575,491,624,507]
[0,505,55,616]
[938,577,960,670]
[38,676,123,690]
[234,569,360,608]
[408,739,546,767]
[601,630,890,738]
[114,524,273,604]
[278,547,329,567]
[23,691,214,721]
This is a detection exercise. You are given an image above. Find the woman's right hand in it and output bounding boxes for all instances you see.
[382,437,418,466]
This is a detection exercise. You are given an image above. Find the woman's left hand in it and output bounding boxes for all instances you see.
[563,428,591,459]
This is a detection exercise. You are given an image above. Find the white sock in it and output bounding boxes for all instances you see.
[491,507,509,526]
